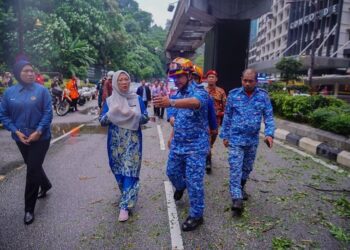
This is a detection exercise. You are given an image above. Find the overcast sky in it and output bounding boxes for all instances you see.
[135,0,176,28]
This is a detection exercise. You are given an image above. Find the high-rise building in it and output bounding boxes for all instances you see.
[249,0,350,75]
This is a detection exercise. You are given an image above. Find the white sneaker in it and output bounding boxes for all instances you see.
[118,209,129,222]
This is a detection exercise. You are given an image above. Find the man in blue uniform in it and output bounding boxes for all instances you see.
[154,57,209,231]
[220,68,275,216]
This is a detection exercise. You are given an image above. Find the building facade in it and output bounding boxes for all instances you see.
[249,0,290,65]
[249,0,350,74]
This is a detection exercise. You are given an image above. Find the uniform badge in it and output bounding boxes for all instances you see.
[31,96,37,101]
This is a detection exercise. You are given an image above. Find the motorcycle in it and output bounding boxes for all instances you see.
[50,87,71,116]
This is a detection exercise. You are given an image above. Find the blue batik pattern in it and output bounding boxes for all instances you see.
[170,82,210,154]
[220,87,275,146]
[167,151,207,218]
[99,96,148,209]
[228,144,257,199]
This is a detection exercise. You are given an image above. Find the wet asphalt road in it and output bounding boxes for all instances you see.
[0,107,350,249]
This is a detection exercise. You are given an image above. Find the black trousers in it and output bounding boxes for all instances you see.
[159,107,165,119]
[153,106,160,117]
[16,139,51,213]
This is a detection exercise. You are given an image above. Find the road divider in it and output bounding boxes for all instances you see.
[164,181,184,250]
[50,124,85,145]
[157,125,166,151]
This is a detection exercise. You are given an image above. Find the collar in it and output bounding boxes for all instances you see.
[18,82,35,92]
[239,86,257,95]
[178,82,191,95]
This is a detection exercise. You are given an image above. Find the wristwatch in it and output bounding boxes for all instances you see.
[170,99,176,107]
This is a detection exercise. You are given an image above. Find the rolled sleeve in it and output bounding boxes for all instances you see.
[193,89,208,110]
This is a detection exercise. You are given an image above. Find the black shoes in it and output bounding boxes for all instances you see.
[206,155,212,174]
[182,216,204,231]
[242,189,249,201]
[232,199,244,217]
[38,184,52,199]
[24,212,34,225]
[241,179,248,200]
[174,189,184,201]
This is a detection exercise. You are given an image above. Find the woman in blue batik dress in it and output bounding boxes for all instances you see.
[99,70,148,222]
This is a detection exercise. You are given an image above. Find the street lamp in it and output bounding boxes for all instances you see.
[167,1,179,12]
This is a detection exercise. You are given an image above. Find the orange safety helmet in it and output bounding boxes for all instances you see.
[192,64,203,83]
[168,57,193,77]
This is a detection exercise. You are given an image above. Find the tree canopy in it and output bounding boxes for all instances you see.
[275,57,303,84]
[0,0,167,80]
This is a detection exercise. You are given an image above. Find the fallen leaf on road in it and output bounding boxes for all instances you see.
[90,199,103,205]
[0,175,5,181]
[79,176,96,181]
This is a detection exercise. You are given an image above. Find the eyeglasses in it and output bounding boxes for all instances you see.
[242,79,256,84]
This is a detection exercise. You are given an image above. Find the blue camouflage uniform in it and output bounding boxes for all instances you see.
[167,81,217,131]
[220,87,275,199]
[167,82,209,218]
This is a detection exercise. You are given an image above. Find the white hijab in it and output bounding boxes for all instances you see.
[106,70,141,131]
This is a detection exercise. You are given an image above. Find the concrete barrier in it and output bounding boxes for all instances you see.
[337,151,350,170]
[299,137,322,155]
[274,129,290,141]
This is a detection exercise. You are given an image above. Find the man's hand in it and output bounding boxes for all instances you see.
[27,131,41,143]
[153,95,170,108]
[15,131,29,145]
[264,136,273,148]
[223,139,229,148]
[169,117,175,127]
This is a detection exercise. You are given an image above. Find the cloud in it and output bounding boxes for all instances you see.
[136,0,175,28]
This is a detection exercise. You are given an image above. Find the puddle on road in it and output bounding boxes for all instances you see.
[51,123,107,139]
[79,106,100,115]
[51,120,153,139]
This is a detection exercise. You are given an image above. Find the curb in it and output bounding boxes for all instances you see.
[261,126,350,170]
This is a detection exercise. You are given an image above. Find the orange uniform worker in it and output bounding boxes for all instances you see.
[65,76,80,112]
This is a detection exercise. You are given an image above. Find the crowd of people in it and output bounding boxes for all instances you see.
[0,57,275,232]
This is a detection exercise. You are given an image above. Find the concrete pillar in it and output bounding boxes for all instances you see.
[334,82,339,97]
[204,20,250,93]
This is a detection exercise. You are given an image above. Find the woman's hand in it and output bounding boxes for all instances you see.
[27,131,41,143]
[223,139,229,148]
[15,131,29,145]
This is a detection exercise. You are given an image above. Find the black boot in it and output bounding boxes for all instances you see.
[182,216,204,231]
[24,212,34,225]
[241,179,248,201]
[38,183,52,199]
[174,189,184,201]
[206,155,212,174]
[232,199,244,217]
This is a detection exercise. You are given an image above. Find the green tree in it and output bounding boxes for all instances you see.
[276,57,303,84]
[0,0,167,79]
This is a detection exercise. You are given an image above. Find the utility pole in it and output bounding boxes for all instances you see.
[308,0,319,86]
[17,0,24,55]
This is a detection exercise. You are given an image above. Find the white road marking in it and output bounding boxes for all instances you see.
[1,124,87,180]
[270,136,350,178]
[157,125,166,151]
[50,124,85,145]
[164,181,184,250]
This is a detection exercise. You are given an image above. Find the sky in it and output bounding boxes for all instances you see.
[135,0,176,28]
